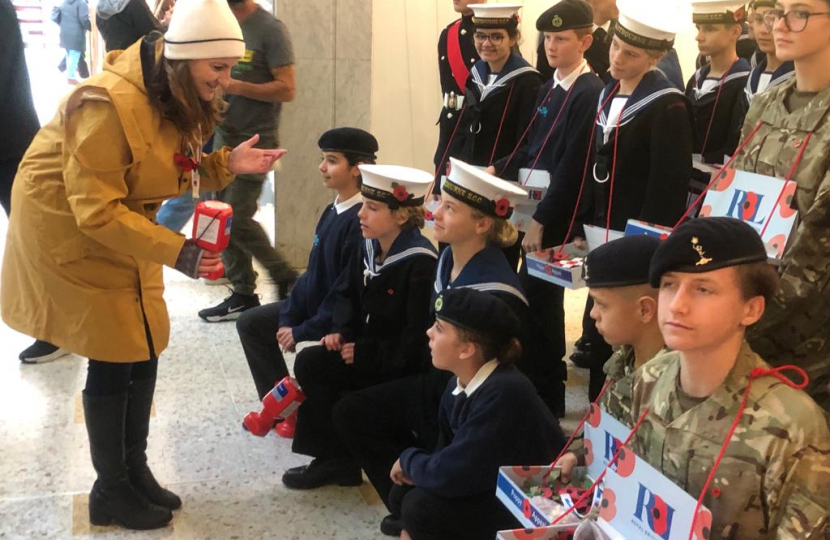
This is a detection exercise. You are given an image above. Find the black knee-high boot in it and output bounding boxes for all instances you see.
[125,378,182,510]
[83,391,172,530]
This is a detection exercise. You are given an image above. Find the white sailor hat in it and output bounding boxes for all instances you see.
[469,3,523,29]
[691,0,747,24]
[358,165,434,209]
[615,0,689,51]
[442,157,527,219]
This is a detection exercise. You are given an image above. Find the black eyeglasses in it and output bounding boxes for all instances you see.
[763,9,830,32]
[473,32,506,44]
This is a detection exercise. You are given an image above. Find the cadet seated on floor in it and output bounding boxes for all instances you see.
[389,288,566,540]
[597,217,829,539]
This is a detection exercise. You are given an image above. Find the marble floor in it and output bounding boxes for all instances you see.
[0,209,592,540]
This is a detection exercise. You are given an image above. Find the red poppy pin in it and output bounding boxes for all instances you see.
[494,197,510,217]
[391,182,411,203]
[174,153,199,172]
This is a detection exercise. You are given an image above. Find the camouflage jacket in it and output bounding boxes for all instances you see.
[600,346,637,422]
[628,343,830,539]
[733,79,830,411]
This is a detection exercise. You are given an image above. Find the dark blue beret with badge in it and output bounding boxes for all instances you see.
[317,127,379,160]
[584,235,661,288]
[536,0,594,32]
[649,217,768,287]
[434,288,520,343]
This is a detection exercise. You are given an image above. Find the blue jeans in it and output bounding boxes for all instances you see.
[66,49,81,80]
[156,194,197,232]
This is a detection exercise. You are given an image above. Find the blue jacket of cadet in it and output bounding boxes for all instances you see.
[400,362,566,498]
[433,244,528,308]
[279,195,363,342]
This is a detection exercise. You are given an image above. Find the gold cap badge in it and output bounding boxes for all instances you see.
[552,15,563,27]
[691,237,713,266]
[434,296,444,312]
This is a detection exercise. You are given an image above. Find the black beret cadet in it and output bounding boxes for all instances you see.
[584,235,661,288]
[317,128,379,160]
[648,217,768,287]
[536,0,594,32]
[434,288,520,343]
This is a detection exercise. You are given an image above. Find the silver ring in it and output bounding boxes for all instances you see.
[593,163,610,184]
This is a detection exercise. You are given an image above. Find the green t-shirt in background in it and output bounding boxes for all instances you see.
[220,6,294,146]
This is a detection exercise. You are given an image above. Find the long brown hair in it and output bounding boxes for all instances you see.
[145,33,225,148]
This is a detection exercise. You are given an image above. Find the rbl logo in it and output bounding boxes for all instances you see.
[634,483,675,540]
[604,431,623,464]
[726,189,767,224]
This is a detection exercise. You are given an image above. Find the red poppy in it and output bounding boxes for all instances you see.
[711,487,721,498]
[393,184,410,202]
[494,197,510,217]
[174,153,198,172]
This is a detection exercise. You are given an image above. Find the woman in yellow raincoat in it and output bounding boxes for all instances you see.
[0,0,283,530]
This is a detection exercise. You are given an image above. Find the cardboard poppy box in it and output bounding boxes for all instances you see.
[583,224,624,252]
[584,405,712,540]
[496,524,580,540]
[623,219,673,240]
[525,243,589,289]
[496,465,601,529]
[510,169,550,233]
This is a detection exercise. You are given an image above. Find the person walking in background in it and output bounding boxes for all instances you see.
[52,0,91,85]
[0,0,39,217]
[197,0,299,320]
[97,0,163,52]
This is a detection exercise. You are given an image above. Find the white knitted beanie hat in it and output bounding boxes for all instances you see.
[164,0,245,60]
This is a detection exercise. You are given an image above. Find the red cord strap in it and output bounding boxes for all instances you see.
[759,131,813,239]
[430,103,468,196]
[489,83,516,166]
[686,365,808,540]
[497,84,556,178]
[551,408,651,526]
[553,83,621,260]
[699,58,739,159]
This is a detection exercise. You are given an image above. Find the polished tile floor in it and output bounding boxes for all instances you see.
[0,210,591,539]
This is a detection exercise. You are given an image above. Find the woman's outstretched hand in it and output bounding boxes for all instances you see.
[227,134,287,174]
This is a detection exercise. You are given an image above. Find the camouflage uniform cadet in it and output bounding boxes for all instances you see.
[628,343,830,539]
[732,80,830,411]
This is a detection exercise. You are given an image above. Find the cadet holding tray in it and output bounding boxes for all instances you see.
[634,218,829,538]
[578,0,694,403]
[390,288,566,540]
[281,165,438,490]
[685,1,752,165]
[731,0,830,411]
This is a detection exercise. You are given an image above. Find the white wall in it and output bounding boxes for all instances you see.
[371,0,700,171]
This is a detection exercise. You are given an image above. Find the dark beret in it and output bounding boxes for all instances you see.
[317,127,378,159]
[536,0,594,32]
[584,235,661,288]
[649,217,768,287]
[434,288,520,343]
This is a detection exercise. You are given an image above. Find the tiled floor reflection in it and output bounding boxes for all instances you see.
[0,211,591,539]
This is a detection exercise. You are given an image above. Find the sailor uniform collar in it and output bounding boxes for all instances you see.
[363,228,438,282]
[692,58,751,100]
[471,54,539,102]
[553,60,592,91]
[597,70,684,131]
[745,57,795,105]
[433,245,528,305]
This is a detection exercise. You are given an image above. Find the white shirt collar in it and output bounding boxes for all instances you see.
[452,359,499,397]
[334,192,362,214]
[593,20,612,33]
[553,59,591,91]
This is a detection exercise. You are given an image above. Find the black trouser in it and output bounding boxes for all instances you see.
[333,369,451,511]
[85,358,159,397]
[519,252,567,414]
[389,484,519,540]
[0,156,22,216]
[235,302,289,400]
[581,297,613,402]
[291,345,370,460]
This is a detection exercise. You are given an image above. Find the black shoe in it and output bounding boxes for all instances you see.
[198,292,260,322]
[568,338,592,369]
[83,391,172,530]
[281,458,363,490]
[380,514,402,537]
[19,340,70,364]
